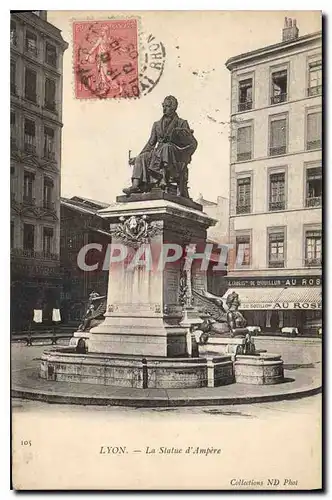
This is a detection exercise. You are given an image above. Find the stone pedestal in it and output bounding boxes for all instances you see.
[234,353,284,385]
[88,196,216,357]
[200,336,254,359]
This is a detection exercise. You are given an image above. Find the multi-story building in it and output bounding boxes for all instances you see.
[10,11,68,330]
[225,18,322,334]
[60,196,111,325]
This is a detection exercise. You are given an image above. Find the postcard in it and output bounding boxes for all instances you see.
[11,10,322,490]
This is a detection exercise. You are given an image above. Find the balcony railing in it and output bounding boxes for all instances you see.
[44,101,57,112]
[236,204,251,214]
[269,201,285,211]
[24,93,37,104]
[306,196,322,207]
[25,45,38,57]
[238,100,252,112]
[305,258,321,267]
[24,142,36,154]
[268,259,284,268]
[11,248,60,260]
[23,196,36,206]
[269,145,286,156]
[43,150,56,161]
[271,93,287,105]
[43,200,55,210]
[10,137,17,150]
[237,151,252,162]
[306,140,321,151]
[11,32,17,46]
[307,86,322,97]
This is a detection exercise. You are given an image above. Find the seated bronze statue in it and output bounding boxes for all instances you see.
[123,95,198,198]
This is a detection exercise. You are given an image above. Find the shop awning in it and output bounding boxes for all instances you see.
[222,287,322,310]
[275,287,322,310]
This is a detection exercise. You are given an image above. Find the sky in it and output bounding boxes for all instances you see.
[48,10,321,205]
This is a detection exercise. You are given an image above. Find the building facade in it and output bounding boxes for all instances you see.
[10,12,68,330]
[196,195,229,297]
[60,197,111,325]
[225,19,322,334]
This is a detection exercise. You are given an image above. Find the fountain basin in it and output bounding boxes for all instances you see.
[234,353,284,385]
[40,348,234,389]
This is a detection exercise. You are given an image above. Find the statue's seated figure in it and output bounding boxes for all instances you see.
[123,95,198,198]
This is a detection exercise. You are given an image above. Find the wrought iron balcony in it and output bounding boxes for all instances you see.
[307,86,322,97]
[268,259,284,268]
[238,100,252,112]
[306,140,321,151]
[269,201,285,211]
[271,93,287,105]
[237,151,252,162]
[43,200,55,210]
[44,101,57,112]
[43,150,56,161]
[25,45,38,57]
[269,145,286,156]
[11,248,60,261]
[306,196,322,207]
[24,142,36,154]
[23,195,36,206]
[305,258,321,267]
[236,204,251,214]
[10,137,17,150]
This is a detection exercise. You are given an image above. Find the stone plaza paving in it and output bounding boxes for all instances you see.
[11,337,322,407]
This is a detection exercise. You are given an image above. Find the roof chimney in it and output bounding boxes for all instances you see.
[282,17,299,42]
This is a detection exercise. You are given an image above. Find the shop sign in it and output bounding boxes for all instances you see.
[240,301,322,310]
[227,276,321,288]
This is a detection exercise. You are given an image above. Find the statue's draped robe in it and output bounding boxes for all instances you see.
[132,113,197,184]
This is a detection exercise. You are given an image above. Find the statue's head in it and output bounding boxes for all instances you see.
[162,96,178,116]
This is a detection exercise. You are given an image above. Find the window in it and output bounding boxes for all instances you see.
[25,31,38,56]
[269,172,285,211]
[305,230,321,267]
[236,177,251,214]
[45,42,57,67]
[43,177,54,209]
[306,111,322,150]
[236,235,251,266]
[10,20,17,45]
[44,78,56,111]
[10,61,16,95]
[237,125,252,161]
[238,78,253,111]
[308,61,322,96]
[11,221,14,249]
[268,230,285,268]
[43,126,55,159]
[271,70,288,104]
[43,227,54,256]
[23,224,35,251]
[269,116,287,156]
[306,167,322,207]
[23,171,35,204]
[24,68,37,103]
[24,119,36,153]
[10,111,16,150]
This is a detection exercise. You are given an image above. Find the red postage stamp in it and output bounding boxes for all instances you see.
[73,19,139,99]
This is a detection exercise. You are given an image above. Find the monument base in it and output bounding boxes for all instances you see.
[88,316,188,357]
